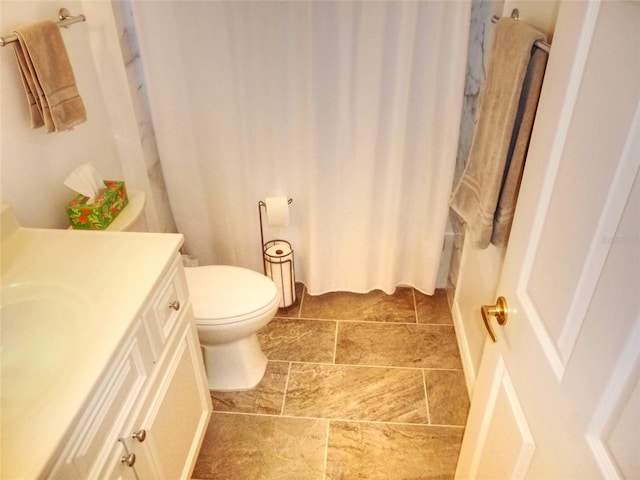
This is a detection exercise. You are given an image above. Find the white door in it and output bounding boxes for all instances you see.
[456,1,640,478]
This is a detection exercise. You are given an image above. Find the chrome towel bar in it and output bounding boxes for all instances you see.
[0,8,85,47]
[492,8,551,54]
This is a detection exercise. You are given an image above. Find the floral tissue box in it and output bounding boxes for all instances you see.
[67,181,129,230]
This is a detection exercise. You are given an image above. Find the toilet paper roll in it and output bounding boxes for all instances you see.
[264,243,296,308]
[265,196,289,226]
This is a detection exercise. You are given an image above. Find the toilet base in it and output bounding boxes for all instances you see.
[201,333,268,391]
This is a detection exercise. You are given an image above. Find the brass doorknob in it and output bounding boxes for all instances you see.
[481,296,508,343]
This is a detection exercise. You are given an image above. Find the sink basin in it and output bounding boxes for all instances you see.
[1,282,92,425]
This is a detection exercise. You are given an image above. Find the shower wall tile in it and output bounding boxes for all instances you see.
[336,322,463,369]
[283,363,428,424]
[449,0,505,294]
[259,318,336,364]
[424,369,470,427]
[300,288,416,323]
[326,421,464,480]
[209,361,289,415]
[193,412,327,480]
[112,0,177,234]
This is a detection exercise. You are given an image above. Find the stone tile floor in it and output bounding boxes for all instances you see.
[192,285,469,480]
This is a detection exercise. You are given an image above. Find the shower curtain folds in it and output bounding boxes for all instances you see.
[132,0,471,295]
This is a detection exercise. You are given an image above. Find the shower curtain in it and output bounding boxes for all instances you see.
[132,1,470,295]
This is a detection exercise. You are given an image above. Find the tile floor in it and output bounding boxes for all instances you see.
[192,285,470,480]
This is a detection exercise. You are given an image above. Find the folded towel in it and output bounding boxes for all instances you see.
[450,18,546,248]
[12,20,86,132]
[491,48,548,247]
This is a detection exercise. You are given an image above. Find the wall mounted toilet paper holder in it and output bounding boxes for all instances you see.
[258,199,296,308]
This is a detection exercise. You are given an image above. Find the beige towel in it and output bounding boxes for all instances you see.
[450,18,546,249]
[12,21,86,132]
[491,48,548,247]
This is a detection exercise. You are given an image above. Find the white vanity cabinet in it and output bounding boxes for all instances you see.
[49,255,212,480]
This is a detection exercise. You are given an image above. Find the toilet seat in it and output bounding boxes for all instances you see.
[184,265,278,325]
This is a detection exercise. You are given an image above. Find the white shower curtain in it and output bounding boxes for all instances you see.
[132,1,470,295]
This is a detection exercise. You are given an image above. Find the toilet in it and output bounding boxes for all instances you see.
[184,265,278,391]
[84,191,280,391]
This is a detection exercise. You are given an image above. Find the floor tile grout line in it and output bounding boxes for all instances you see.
[209,409,467,429]
[412,287,419,323]
[280,361,293,416]
[323,420,330,480]
[332,322,338,364]
[279,316,455,327]
[296,285,306,318]
[422,369,432,425]
[267,359,464,372]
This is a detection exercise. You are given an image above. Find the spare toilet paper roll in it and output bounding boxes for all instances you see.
[264,243,296,308]
[265,196,289,226]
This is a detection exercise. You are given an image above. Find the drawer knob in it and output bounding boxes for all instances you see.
[168,300,181,311]
[121,453,136,467]
[131,429,147,442]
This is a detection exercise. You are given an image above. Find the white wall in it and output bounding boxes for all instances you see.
[0,0,172,232]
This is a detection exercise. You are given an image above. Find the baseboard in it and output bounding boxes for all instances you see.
[451,298,477,399]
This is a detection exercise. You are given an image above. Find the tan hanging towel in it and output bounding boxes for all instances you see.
[450,18,547,249]
[12,20,86,132]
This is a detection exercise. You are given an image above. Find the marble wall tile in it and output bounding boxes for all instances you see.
[210,361,289,415]
[415,289,453,325]
[424,370,470,427]
[326,421,464,480]
[300,288,416,323]
[283,363,428,423]
[193,412,327,480]
[448,0,505,294]
[111,0,177,233]
[336,322,463,369]
[258,318,336,363]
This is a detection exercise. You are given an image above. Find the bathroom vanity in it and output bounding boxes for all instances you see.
[0,206,212,479]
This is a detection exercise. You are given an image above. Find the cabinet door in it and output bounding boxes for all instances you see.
[102,443,139,480]
[129,324,212,479]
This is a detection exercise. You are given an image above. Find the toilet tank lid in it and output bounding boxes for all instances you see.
[184,265,277,320]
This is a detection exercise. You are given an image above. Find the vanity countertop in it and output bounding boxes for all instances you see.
[0,206,184,479]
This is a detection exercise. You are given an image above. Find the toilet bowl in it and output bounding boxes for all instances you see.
[185,266,279,391]
[82,192,280,391]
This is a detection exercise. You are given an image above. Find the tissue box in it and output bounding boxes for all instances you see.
[67,181,129,230]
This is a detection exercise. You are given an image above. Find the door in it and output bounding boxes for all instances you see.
[456,1,640,478]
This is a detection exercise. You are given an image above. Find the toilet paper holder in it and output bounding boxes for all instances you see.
[258,199,296,308]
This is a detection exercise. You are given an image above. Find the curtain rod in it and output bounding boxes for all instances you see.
[492,9,551,54]
[0,8,86,47]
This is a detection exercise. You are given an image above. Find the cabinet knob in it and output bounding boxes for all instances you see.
[168,300,181,311]
[131,429,147,442]
[121,453,136,467]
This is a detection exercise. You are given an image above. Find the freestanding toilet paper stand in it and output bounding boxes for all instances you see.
[258,199,296,308]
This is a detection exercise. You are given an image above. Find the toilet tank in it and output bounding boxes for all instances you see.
[106,190,147,232]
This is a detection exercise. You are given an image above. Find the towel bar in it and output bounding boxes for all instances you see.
[0,8,86,47]
[491,9,551,54]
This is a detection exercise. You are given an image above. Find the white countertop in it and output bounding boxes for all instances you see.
[0,206,184,479]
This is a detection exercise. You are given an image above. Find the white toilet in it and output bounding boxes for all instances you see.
[184,265,279,391]
[86,191,280,391]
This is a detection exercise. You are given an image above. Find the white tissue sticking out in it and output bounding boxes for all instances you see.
[64,163,105,203]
